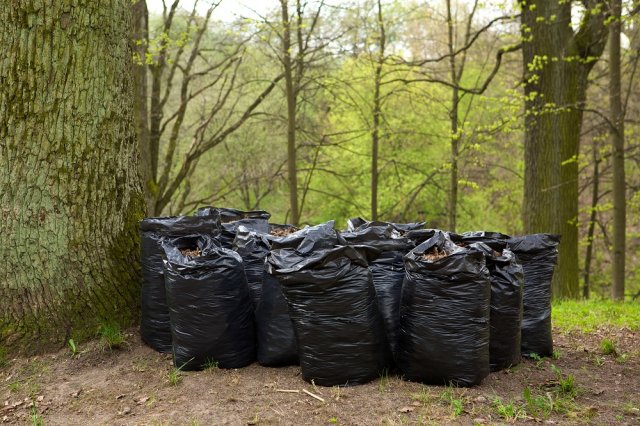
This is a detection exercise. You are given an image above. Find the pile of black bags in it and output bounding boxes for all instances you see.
[139,208,559,387]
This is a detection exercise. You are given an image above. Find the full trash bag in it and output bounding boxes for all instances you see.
[255,272,299,366]
[468,242,524,371]
[195,206,271,222]
[346,217,425,233]
[342,225,412,358]
[507,234,560,357]
[139,215,219,353]
[231,225,299,366]
[398,231,490,386]
[268,223,392,386]
[232,227,271,308]
[162,235,255,371]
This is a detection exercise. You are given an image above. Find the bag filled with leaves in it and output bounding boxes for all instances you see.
[233,224,299,367]
[467,241,524,371]
[162,235,255,371]
[139,215,218,353]
[398,231,491,386]
[341,224,413,358]
[268,222,391,386]
[507,234,560,357]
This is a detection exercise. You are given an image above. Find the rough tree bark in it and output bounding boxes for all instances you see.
[0,1,145,352]
[609,0,626,300]
[521,0,607,298]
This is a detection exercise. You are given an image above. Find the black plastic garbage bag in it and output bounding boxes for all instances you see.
[460,231,511,249]
[139,215,219,353]
[342,225,412,358]
[404,228,439,247]
[216,218,269,249]
[469,242,524,371]
[269,220,342,251]
[398,231,490,386]
[346,217,425,233]
[268,227,391,386]
[255,272,299,366]
[233,227,271,308]
[507,234,560,357]
[195,206,271,222]
[162,235,255,371]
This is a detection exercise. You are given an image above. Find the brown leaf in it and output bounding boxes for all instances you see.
[398,406,414,413]
[136,396,150,405]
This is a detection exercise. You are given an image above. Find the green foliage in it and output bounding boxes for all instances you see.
[68,339,78,357]
[552,300,640,332]
[98,321,125,350]
[203,358,219,371]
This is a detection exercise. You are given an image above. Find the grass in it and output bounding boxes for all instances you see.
[98,321,125,350]
[202,358,219,371]
[492,397,526,421]
[600,338,617,355]
[552,300,640,332]
[439,385,464,417]
[379,369,390,393]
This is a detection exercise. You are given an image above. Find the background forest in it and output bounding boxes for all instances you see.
[136,0,640,300]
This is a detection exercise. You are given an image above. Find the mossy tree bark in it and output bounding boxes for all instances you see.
[0,1,145,353]
[521,0,607,298]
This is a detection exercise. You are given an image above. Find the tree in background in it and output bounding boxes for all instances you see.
[609,0,626,300]
[0,1,145,351]
[521,0,608,298]
[133,0,284,216]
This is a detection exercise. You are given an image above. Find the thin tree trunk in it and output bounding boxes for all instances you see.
[281,0,300,225]
[0,0,145,352]
[446,0,459,232]
[131,0,152,214]
[371,0,386,221]
[610,0,626,301]
[583,144,600,299]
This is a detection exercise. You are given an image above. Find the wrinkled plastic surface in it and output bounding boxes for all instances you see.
[139,216,219,353]
[342,225,412,358]
[269,221,342,252]
[346,217,425,233]
[232,227,271,307]
[233,225,300,366]
[255,272,299,366]
[398,231,490,386]
[216,218,269,249]
[268,225,392,386]
[507,234,560,357]
[404,228,439,247]
[195,206,271,222]
[469,242,524,371]
[162,235,255,370]
[461,231,511,250]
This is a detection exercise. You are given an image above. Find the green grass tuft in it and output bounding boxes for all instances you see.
[98,321,125,350]
[600,338,617,355]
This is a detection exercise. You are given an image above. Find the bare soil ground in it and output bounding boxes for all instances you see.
[1,326,639,426]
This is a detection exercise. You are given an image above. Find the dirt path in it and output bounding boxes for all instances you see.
[1,326,639,425]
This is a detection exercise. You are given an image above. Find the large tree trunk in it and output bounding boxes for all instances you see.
[609,0,626,301]
[0,1,145,353]
[521,0,607,298]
